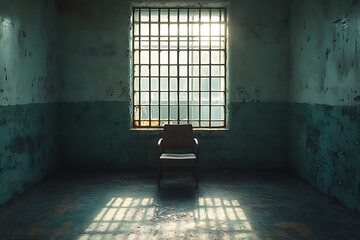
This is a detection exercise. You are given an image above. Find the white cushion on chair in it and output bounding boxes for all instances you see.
[160,153,196,160]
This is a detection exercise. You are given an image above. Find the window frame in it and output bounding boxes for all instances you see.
[131,7,227,129]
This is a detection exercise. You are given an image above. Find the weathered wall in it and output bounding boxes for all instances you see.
[0,0,58,205]
[57,0,289,170]
[289,0,360,211]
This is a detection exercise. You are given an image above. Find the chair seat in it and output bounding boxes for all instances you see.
[160,153,196,161]
[157,124,199,188]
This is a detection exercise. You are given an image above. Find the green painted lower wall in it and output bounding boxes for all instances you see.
[58,101,288,170]
[289,103,360,212]
[2,101,359,213]
[0,103,58,206]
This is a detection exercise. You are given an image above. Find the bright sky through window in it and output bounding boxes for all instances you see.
[132,8,226,128]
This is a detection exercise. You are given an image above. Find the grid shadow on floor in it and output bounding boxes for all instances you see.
[0,171,359,239]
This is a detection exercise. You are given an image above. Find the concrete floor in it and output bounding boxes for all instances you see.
[0,171,359,240]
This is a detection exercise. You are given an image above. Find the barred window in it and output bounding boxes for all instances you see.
[132,8,227,128]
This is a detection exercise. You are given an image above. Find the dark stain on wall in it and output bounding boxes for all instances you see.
[319,71,326,92]
[352,0,359,6]
[26,136,36,169]
[26,136,35,155]
[290,103,360,212]
[82,45,117,57]
[328,149,339,167]
[9,136,27,154]
[2,156,22,172]
[241,19,266,39]
[8,136,36,167]
[353,37,359,80]
[337,58,352,79]
[306,125,320,153]
[324,105,334,117]
[106,88,115,97]
[0,118,8,126]
[102,43,117,57]
[282,17,289,28]
[330,169,354,191]
[325,48,331,60]
[309,156,326,182]
[236,87,251,102]
[342,106,357,121]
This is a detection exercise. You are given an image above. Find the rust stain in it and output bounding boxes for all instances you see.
[54,201,87,215]
[259,228,295,240]
[27,220,46,236]
[54,203,72,215]
[275,221,313,237]
[50,221,72,240]
[272,229,295,240]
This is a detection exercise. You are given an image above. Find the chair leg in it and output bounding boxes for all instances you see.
[193,161,197,188]
[157,160,160,188]
[196,160,199,189]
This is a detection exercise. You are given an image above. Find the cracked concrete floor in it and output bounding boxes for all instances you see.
[0,171,359,239]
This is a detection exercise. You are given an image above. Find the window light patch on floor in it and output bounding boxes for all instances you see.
[79,197,256,239]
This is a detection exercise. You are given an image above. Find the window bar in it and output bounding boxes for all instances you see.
[167,8,170,125]
[148,9,151,127]
[198,8,201,127]
[139,9,142,127]
[177,9,180,124]
[223,8,227,128]
[158,9,161,126]
[133,7,226,128]
[132,8,136,127]
[209,9,212,127]
[187,9,190,125]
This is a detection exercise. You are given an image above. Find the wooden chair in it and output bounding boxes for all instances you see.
[157,124,199,188]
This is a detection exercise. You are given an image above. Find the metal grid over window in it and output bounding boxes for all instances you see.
[132,8,227,128]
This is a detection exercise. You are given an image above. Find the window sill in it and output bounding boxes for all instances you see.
[129,128,229,132]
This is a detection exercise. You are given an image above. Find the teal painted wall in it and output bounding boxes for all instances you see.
[289,0,360,211]
[57,0,290,169]
[0,0,59,205]
[0,0,359,215]
[58,102,287,169]
[0,104,58,205]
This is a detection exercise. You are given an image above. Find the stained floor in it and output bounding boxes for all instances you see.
[0,171,359,239]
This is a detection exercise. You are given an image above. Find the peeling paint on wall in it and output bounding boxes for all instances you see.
[0,0,59,105]
[290,0,360,106]
[0,0,59,206]
[289,0,360,212]
[0,103,58,206]
[289,103,360,211]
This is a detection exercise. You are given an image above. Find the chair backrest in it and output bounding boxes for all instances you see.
[163,124,194,150]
